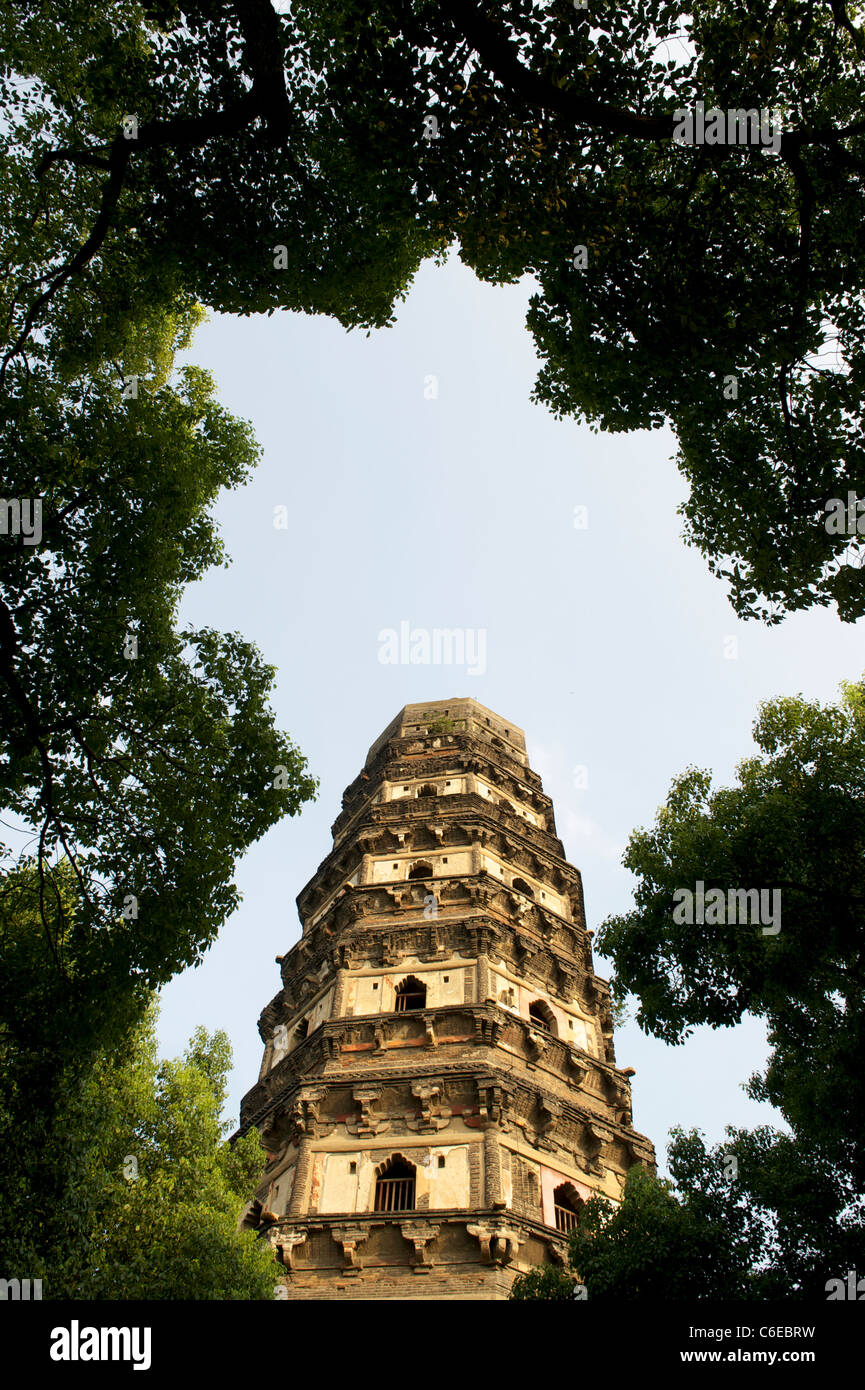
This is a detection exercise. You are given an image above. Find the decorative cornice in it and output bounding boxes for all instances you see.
[237,1048,656,1175]
[270,1209,568,1274]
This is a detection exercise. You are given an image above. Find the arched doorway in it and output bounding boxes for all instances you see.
[553,1182,582,1234]
[374,1154,416,1212]
[394,976,427,1012]
[528,999,557,1036]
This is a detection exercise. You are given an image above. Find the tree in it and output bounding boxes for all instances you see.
[509,1263,577,1300]
[712,1126,865,1297]
[512,675,865,1301]
[570,1159,764,1301]
[0,298,316,1267]
[597,676,865,1186]
[3,1,865,618]
[510,1158,762,1302]
[1,300,316,1018]
[2,8,322,1278]
[510,1127,865,1300]
[11,1001,278,1299]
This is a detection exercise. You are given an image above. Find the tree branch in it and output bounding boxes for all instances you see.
[4,0,293,373]
[438,0,865,155]
[827,0,865,56]
[437,0,674,141]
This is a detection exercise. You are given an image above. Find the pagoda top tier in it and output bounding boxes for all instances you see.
[364,698,528,769]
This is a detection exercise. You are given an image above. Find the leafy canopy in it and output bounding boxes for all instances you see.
[2,10,319,1291]
[513,676,865,1300]
[597,676,865,1184]
[1,302,316,1014]
[0,226,315,1291]
[3,0,865,617]
[3,994,278,1299]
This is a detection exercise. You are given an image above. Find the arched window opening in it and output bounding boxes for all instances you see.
[408,861,433,880]
[417,783,438,798]
[374,1155,416,1212]
[528,1000,557,1036]
[294,1018,309,1044]
[512,876,535,898]
[395,976,427,1012]
[553,1183,582,1234]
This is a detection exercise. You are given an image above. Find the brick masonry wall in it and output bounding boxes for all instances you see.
[277,1265,518,1301]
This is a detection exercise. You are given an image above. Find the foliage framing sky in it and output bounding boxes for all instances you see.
[159,252,861,1174]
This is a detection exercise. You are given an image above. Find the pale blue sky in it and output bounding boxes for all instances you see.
[159,251,861,1175]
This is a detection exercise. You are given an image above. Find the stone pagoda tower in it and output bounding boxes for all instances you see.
[238,699,654,1299]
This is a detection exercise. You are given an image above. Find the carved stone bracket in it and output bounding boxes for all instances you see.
[277,1087,326,1145]
[536,1096,562,1150]
[282,1099,305,1146]
[601,1073,632,1127]
[515,933,542,968]
[273,1229,309,1271]
[258,1114,284,1154]
[601,1070,626,1103]
[526,1027,550,1063]
[344,893,365,923]
[547,1236,569,1267]
[348,1085,389,1137]
[623,1136,648,1167]
[301,1086,328,1121]
[418,925,447,960]
[582,976,600,1007]
[343,941,365,970]
[281,1086,330,1141]
[583,1121,610,1172]
[331,1226,370,1274]
[472,921,504,957]
[406,1080,451,1133]
[379,937,400,967]
[467,1222,522,1266]
[475,1015,502,1049]
[401,1221,440,1272]
[476,1080,514,1127]
[556,964,579,997]
[566,1050,589,1086]
[510,896,534,925]
[469,881,494,909]
[538,911,559,942]
[537,1096,561,1131]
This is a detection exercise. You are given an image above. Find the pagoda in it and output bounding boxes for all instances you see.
[237,698,654,1299]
